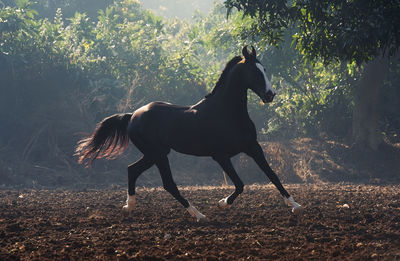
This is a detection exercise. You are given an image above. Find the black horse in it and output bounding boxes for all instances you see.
[75,46,302,221]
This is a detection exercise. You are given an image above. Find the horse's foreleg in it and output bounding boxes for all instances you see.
[213,156,244,209]
[123,156,154,214]
[156,157,206,222]
[245,143,303,214]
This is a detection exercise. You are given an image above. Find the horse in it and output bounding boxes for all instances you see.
[75,46,303,221]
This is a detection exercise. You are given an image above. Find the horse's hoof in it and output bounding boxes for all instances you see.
[187,204,206,222]
[196,214,207,222]
[122,194,136,216]
[292,205,304,215]
[218,197,230,209]
[191,213,207,222]
[284,196,303,215]
[122,205,133,216]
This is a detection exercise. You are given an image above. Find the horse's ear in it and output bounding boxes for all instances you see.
[251,46,256,57]
[242,45,250,60]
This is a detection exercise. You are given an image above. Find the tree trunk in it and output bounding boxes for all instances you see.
[352,54,388,150]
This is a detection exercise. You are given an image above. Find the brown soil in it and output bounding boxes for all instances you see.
[1,184,400,260]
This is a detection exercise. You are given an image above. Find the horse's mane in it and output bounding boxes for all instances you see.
[205,55,243,98]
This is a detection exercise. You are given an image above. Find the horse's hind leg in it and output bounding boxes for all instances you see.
[213,156,244,209]
[155,156,206,221]
[123,156,154,214]
[245,142,303,214]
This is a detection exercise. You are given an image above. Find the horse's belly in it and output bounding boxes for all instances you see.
[169,133,243,157]
[171,143,214,156]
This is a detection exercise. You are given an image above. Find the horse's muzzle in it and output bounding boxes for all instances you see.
[261,90,276,103]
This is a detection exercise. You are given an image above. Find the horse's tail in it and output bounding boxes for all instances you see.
[75,113,132,166]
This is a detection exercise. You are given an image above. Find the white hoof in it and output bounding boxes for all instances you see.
[218,197,230,209]
[122,205,133,215]
[284,196,303,215]
[187,204,206,222]
[122,194,136,215]
[292,205,304,215]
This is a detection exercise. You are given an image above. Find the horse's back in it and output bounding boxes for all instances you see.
[131,101,189,121]
[128,101,193,147]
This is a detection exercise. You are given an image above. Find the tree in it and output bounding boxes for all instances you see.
[224,0,400,149]
[0,0,210,185]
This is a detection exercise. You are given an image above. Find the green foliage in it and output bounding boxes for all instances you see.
[0,0,209,183]
[267,60,354,137]
[140,0,217,20]
[224,0,400,64]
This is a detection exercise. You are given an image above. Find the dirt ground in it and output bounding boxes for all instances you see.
[1,184,400,260]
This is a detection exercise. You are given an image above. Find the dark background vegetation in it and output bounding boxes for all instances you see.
[1,0,399,188]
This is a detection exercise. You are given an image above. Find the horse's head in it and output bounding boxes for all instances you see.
[241,46,276,103]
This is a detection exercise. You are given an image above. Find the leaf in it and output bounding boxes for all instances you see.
[16,0,29,9]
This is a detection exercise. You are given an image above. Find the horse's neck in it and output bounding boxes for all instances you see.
[207,76,248,116]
